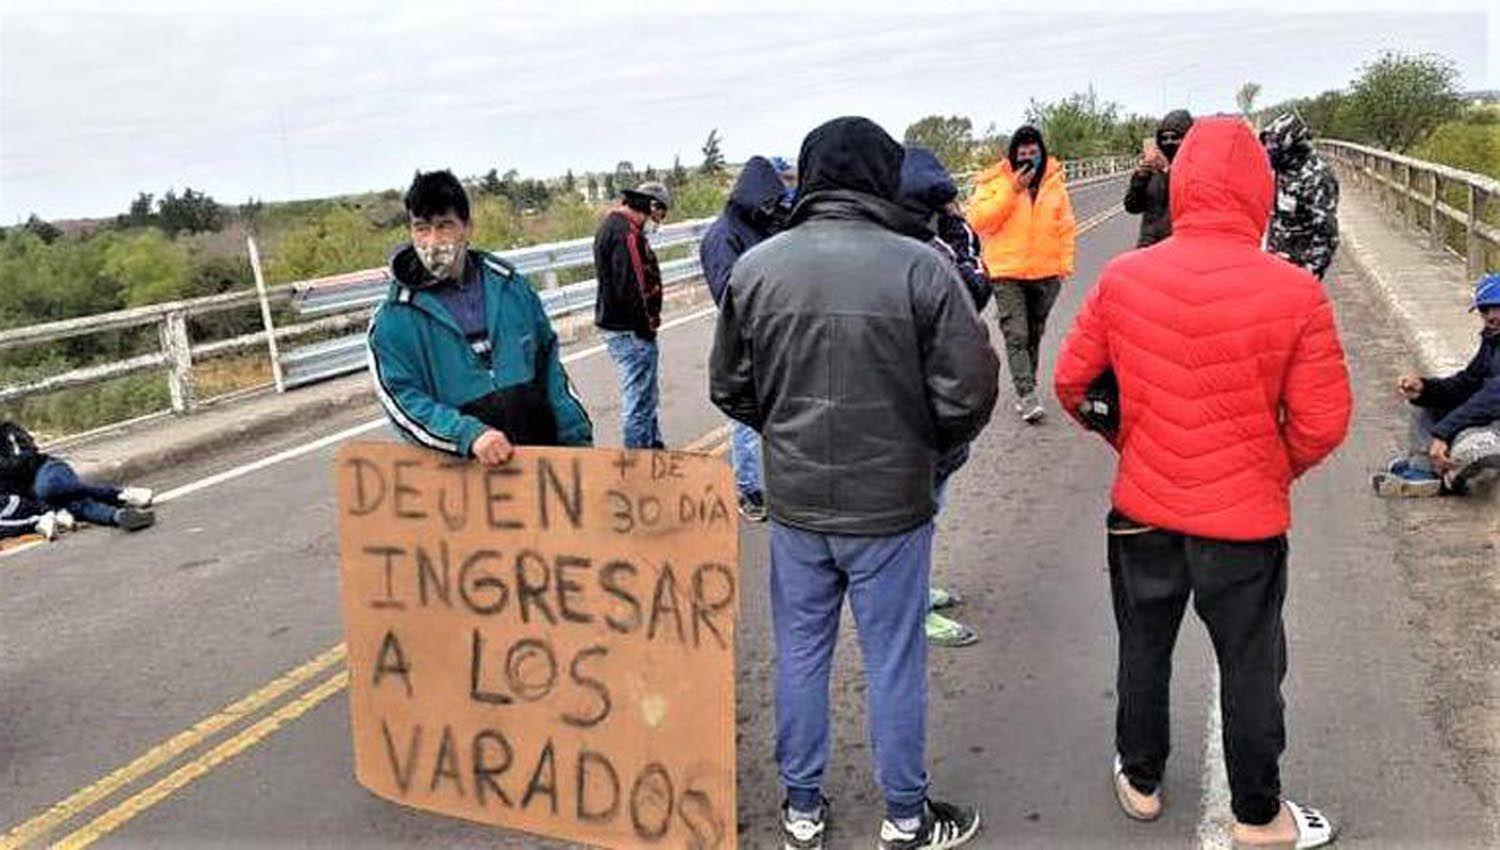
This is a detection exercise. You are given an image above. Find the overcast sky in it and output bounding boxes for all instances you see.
[1,0,1494,221]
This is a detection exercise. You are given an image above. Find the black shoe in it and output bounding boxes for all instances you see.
[781,797,828,850]
[115,507,155,532]
[738,491,768,523]
[878,799,981,849]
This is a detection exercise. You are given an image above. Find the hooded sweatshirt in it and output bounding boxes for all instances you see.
[1123,109,1193,248]
[1054,116,1351,541]
[899,146,990,312]
[966,125,1076,280]
[709,116,998,534]
[700,156,786,305]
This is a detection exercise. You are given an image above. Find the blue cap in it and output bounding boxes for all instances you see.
[1472,273,1500,311]
[769,156,795,176]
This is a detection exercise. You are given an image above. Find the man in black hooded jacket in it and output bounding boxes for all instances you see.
[711,117,997,850]
[1123,109,1193,248]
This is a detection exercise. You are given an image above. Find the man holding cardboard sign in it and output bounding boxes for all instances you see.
[711,117,999,850]
[368,170,593,465]
[337,442,738,848]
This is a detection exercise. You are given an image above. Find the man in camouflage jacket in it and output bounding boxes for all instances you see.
[1261,112,1340,280]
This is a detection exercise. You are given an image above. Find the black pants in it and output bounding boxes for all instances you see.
[992,276,1062,398]
[1107,511,1288,826]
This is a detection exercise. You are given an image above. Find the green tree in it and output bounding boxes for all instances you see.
[668,155,689,188]
[903,115,976,170]
[1236,82,1262,119]
[265,206,398,282]
[481,169,504,195]
[563,169,577,195]
[1346,51,1465,152]
[614,161,638,191]
[669,174,728,219]
[104,230,193,306]
[122,192,156,228]
[22,214,61,244]
[586,173,599,202]
[157,188,223,236]
[1026,87,1122,159]
[700,129,726,175]
[1416,122,1500,178]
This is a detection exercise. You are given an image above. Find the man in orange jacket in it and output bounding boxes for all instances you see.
[966,125,1076,422]
[1053,116,1350,849]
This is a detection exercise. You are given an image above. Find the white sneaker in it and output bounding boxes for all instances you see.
[35,512,60,541]
[119,487,154,508]
[54,509,77,533]
[1019,395,1045,423]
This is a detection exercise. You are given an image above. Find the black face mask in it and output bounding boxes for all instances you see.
[1159,142,1181,161]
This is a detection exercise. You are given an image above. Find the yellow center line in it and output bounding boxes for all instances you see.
[0,644,346,850]
[10,213,1137,841]
[52,670,351,850]
[3,428,733,846]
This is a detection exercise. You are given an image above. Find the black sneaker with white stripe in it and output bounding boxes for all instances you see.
[878,799,981,850]
[781,797,828,850]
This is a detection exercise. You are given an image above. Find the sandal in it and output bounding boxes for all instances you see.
[1232,800,1336,849]
[1112,755,1162,822]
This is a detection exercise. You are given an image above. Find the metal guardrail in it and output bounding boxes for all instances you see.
[1319,139,1500,279]
[0,155,1136,421]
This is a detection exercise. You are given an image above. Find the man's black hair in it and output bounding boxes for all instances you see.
[620,189,653,215]
[405,170,470,223]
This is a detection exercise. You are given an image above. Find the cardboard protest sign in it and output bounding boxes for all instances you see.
[336,442,739,849]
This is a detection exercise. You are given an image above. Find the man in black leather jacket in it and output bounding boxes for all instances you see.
[709,116,998,850]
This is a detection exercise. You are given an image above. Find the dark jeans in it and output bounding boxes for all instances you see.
[32,459,122,526]
[1107,511,1288,826]
[992,276,1062,397]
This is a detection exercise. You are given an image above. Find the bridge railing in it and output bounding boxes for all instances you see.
[0,155,1137,433]
[1319,139,1500,280]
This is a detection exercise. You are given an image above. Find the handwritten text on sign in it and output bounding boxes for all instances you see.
[336,442,739,849]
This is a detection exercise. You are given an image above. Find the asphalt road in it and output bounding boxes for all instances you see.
[1,176,1494,849]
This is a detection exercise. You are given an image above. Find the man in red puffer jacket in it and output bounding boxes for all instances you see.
[1054,116,1350,849]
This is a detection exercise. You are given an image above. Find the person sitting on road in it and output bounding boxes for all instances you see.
[711,116,998,850]
[700,155,789,523]
[0,420,155,532]
[966,124,1077,423]
[0,491,74,541]
[1374,272,1500,497]
[367,170,593,466]
[1055,115,1350,850]
[1123,109,1193,248]
[898,144,991,649]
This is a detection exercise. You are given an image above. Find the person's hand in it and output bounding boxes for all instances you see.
[1011,163,1034,192]
[472,429,515,466]
[1429,438,1453,472]
[1397,375,1424,400]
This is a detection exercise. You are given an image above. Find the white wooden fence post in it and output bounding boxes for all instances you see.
[159,310,196,413]
[247,236,286,393]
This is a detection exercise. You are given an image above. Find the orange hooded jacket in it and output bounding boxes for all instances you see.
[965,157,1077,280]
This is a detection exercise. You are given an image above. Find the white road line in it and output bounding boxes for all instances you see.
[1197,667,1234,849]
[1,305,723,561]
[154,306,721,503]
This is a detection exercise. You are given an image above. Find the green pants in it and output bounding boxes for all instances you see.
[992,276,1062,397]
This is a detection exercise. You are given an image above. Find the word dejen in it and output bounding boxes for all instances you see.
[337,444,739,849]
[343,451,733,536]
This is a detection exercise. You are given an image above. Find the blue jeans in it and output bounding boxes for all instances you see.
[729,420,763,498]
[771,520,933,821]
[604,331,663,449]
[32,459,121,526]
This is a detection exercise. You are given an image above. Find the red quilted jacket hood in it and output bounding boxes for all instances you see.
[1170,116,1272,245]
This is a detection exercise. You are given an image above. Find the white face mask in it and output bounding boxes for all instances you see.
[643,220,661,236]
[416,241,463,280]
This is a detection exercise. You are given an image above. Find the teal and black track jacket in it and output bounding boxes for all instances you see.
[367,247,592,456]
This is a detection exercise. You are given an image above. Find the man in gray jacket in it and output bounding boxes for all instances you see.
[710,116,999,850]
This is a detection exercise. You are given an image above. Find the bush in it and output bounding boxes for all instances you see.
[1417,122,1500,179]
